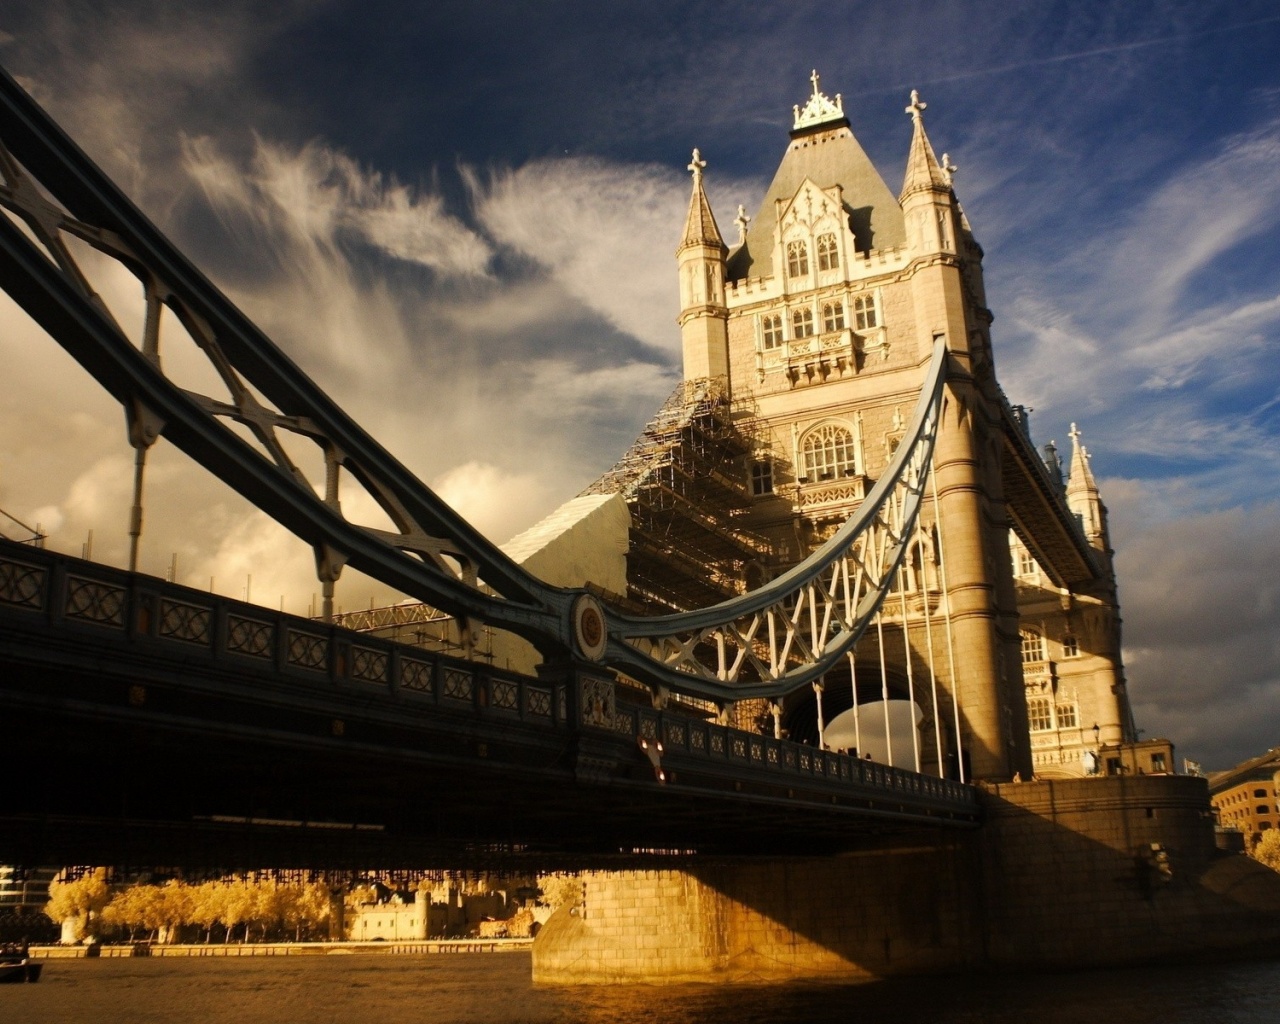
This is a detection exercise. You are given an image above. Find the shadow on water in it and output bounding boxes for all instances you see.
[6,953,1280,1024]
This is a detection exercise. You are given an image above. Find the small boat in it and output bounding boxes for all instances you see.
[0,944,42,984]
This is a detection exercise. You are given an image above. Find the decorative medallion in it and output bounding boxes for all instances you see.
[572,592,607,661]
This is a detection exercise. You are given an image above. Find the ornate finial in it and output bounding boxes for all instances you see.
[793,70,845,131]
[1069,422,1081,445]
[734,204,750,243]
[906,89,927,122]
[941,153,957,186]
[687,148,706,184]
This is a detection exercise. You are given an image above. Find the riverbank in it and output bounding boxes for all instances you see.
[30,938,532,959]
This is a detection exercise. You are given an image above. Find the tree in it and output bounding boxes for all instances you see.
[188,882,225,944]
[219,882,254,943]
[45,868,111,940]
[154,880,194,943]
[280,882,332,942]
[1252,828,1280,872]
[102,885,148,941]
[537,874,581,911]
[247,882,282,942]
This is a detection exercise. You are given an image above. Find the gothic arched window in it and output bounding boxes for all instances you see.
[787,240,809,277]
[802,423,857,480]
[792,306,814,339]
[1021,630,1047,664]
[817,233,839,271]
[854,293,878,330]
[761,313,783,350]
[822,301,845,333]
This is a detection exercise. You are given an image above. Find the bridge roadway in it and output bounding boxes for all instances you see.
[0,539,979,869]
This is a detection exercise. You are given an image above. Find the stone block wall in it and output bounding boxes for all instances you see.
[533,838,981,984]
[533,776,1280,984]
[980,775,1280,968]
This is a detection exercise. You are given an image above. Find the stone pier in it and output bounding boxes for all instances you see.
[533,776,1280,983]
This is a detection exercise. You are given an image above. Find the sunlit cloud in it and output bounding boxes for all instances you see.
[2,0,1279,772]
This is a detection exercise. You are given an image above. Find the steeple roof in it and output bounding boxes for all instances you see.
[1066,423,1100,497]
[727,75,905,281]
[900,89,950,200]
[678,148,726,252]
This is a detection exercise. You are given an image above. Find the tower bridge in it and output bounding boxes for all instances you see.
[2,66,1278,982]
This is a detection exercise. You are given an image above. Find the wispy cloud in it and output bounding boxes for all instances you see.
[988,111,1280,506]
[2,0,1279,771]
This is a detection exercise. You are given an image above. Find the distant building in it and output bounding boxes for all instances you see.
[1208,748,1280,848]
[0,865,56,912]
[344,882,534,941]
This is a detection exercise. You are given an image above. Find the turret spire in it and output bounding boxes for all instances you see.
[679,148,725,251]
[900,89,950,200]
[1065,422,1108,552]
[1066,423,1099,494]
[676,148,729,383]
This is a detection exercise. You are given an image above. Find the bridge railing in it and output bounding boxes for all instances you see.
[1,538,978,819]
[603,702,975,809]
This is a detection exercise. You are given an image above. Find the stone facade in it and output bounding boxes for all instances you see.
[667,74,1141,782]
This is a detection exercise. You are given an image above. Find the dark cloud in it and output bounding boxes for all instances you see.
[1111,497,1280,769]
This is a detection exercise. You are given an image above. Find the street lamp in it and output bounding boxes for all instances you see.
[1092,723,1100,748]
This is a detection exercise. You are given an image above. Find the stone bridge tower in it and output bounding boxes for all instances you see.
[677,74,1134,782]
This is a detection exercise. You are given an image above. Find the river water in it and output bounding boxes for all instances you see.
[6,952,1280,1024]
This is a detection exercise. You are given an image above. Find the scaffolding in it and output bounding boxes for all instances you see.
[581,376,771,614]
[330,602,495,662]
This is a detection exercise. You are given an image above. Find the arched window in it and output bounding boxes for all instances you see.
[802,423,857,480]
[817,233,839,271]
[792,306,815,339]
[822,301,845,333]
[1027,697,1053,732]
[787,240,809,277]
[761,313,783,350]
[1056,702,1078,729]
[1021,630,1047,664]
[854,293,878,330]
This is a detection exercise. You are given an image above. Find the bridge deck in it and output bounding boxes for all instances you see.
[0,540,979,868]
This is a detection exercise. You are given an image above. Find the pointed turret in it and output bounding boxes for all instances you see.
[676,149,730,383]
[679,148,726,251]
[898,90,957,257]
[900,90,950,200]
[1065,423,1109,554]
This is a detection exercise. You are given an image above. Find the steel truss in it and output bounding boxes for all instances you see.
[0,67,946,705]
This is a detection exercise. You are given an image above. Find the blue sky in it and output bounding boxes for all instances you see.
[0,0,1277,769]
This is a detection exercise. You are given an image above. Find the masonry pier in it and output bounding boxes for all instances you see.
[533,776,1280,984]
